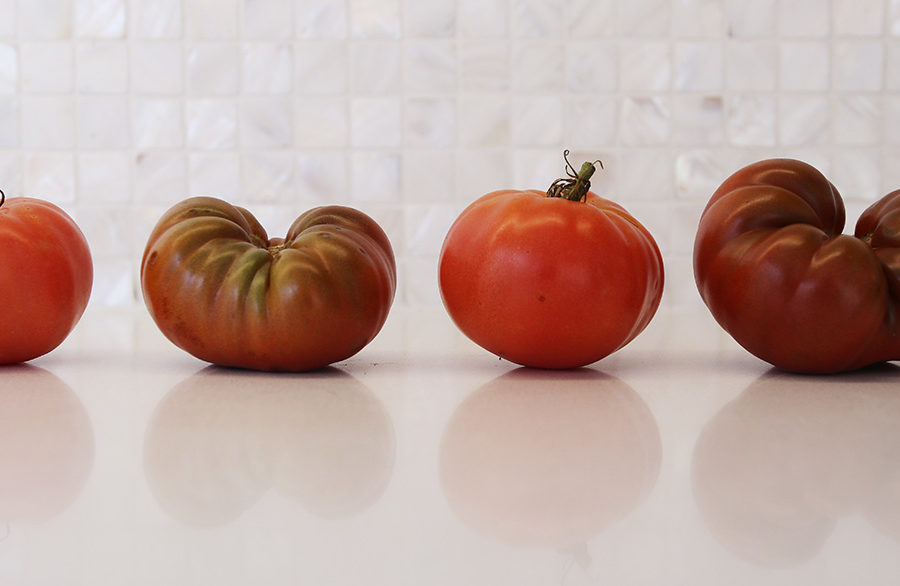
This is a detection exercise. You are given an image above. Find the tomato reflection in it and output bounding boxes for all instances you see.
[440,368,661,550]
[143,366,395,527]
[692,366,900,567]
[0,365,94,525]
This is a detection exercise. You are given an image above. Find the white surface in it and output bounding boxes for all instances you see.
[3,307,900,585]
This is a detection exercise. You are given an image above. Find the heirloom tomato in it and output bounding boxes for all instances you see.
[0,191,93,364]
[439,154,664,369]
[694,158,900,373]
[141,197,396,371]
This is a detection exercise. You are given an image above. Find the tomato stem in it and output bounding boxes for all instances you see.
[547,150,603,202]
[0,189,5,208]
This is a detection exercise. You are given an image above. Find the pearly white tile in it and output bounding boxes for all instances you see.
[619,149,674,200]
[295,98,348,147]
[455,149,510,200]
[131,42,184,95]
[134,152,187,203]
[404,0,454,37]
[133,0,182,39]
[674,42,723,92]
[620,97,670,146]
[132,98,184,149]
[20,43,74,92]
[459,95,509,147]
[351,151,401,202]
[567,42,617,93]
[296,0,347,39]
[675,149,729,200]
[833,0,882,36]
[242,43,293,94]
[244,0,294,39]
[189,153,241,199]
[0,44,15,93]
[350,98,401,147]
[0,152,21,192]
[185,0,239,39]
[404,41,456,94]
[241,152,295,202]
[566,0,615,38]
[460,42,509,91]
[77,41,128,93]
[672,0,727,37]
[620,42,671,92]
[619,0,671,36]
[778,96,829,146]
[404,204,458,255]
[295,152,349,202]
[510,97,563,146]
[833,41,884,91]
[349,0,401,38]
[402,150,455,202]
[779,0,830,37]
[78,96,131,149]
[671,95,724,145]
[22,96,76,148]
[0,0,13,38]
[187,44,240,95]
[78,153,130,202]
[405,97,455,147]
[350,41,401,93]
[512,0,563,38]
[24,153,75,201]
[779,41,830,92]
[295,42,348,94]
[75,0,126,38]
[511,42,564,92]
[240,98,293,148]
[19,0,73,40]
[725,41,776,91]
[723,0,775,37]
[887,97,900,145]
[887,42,900,90]
[726,96,776,146]
[90,258,134,307]
[512,149,564,191]
[834,96,881,145]
[565,96,617,147]
[893,0,900,36]
[186,99,238,150]
[0,97,17,147]
[458,0,507,37]
[831,149,881,201]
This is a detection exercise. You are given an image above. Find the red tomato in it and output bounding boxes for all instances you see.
[439,155,664,369]
[694,158,900,373]
[141,197,396,371]
[0,192,93,364]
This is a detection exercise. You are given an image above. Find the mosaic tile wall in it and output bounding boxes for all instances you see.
[1,0,899,311]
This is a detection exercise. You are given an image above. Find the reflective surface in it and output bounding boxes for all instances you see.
[3,308,900,585]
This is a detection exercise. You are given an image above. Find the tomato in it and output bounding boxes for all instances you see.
[439,154,664,369]
[140,197,396,371]
[694,158,900,373]
[0,192,93,364]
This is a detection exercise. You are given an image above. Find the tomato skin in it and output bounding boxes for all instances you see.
[694,158,900,374]
[141,197,396,371]
[439,189,664,369]
[0,197,93,364]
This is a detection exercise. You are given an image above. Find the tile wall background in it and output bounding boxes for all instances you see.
[1,0,899,312]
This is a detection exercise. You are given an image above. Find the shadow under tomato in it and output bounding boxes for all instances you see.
[439,367,661,552]
[143,365,395,527]
[0,364,94,525]
[692,364,900,568]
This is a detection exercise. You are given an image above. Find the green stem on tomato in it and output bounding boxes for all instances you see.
[546,151,603,202]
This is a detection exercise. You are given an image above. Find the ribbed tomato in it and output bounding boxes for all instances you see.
[694,158,900,373]
[439,155,664,369]
[141,197,396,371]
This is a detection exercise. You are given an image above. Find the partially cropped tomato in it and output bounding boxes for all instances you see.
[439,154,664,369]
[141,197,396,371]
[694,158,900,374]
[0,191,93,364]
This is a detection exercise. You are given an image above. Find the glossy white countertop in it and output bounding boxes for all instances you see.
[3,306,900,586]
